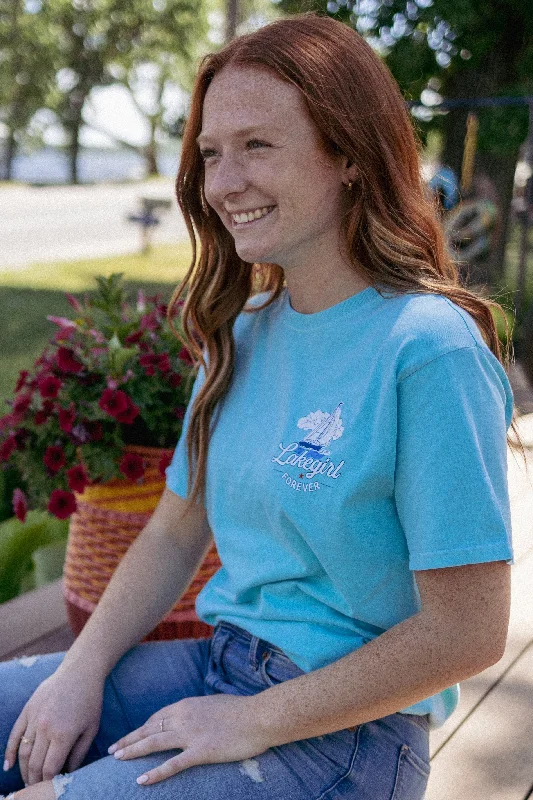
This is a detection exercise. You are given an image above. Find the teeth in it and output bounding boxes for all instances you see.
[232,206,273,224]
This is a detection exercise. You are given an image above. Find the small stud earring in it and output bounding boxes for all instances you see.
[347,180,353,190]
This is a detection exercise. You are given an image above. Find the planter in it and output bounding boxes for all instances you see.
[63,445,221,641]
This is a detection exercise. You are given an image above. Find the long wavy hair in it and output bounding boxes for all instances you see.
[169,12,525,512]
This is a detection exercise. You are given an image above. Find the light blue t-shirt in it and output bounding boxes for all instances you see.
[166,285,514,727]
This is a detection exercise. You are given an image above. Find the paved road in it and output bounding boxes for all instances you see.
[0,179,189,270]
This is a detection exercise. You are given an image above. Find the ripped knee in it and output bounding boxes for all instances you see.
[51,775,73,799]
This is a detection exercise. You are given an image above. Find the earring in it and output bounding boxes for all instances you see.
[346,180,353,190]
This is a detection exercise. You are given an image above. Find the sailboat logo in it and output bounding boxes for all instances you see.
[272,403,346,489]
[297,402,344,455]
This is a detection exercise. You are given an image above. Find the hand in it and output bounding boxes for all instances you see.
[4,666,105,786]
[108,694,271,786]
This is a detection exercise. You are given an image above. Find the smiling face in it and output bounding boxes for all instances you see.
[198,66,354,277]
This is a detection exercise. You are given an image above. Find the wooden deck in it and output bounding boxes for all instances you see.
[1,413,533,799]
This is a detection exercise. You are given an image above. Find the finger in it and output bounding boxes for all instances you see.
[114,733,177,761]
[17,729,39,786]
[27,735,52,785]
[108,723,150,755]
[136,751,200,786]
[64,729,95,774]
[42,738,77,781]
[4,708,29,771]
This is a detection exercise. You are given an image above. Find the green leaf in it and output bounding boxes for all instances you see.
[0,512,68,603]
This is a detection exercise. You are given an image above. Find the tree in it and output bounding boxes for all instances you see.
[0,0,56,180]
[275,0,533,287]
[42,0,206,183]
[99,0,207,176]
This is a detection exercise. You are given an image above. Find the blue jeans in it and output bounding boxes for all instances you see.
[0,621,430,799]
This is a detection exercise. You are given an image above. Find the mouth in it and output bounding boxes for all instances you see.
[230,206,276,229]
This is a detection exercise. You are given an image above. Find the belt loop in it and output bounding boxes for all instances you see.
[248,635,260,670]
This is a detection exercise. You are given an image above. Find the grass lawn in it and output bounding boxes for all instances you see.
[0,242,192,413]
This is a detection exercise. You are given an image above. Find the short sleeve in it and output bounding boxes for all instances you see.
[394,344,514,570]
[165,365,206,499]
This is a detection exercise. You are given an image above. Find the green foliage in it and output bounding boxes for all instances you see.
[0,511,68,603]
[274,0,533,153]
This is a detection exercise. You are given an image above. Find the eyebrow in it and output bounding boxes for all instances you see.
[196,125,276,146]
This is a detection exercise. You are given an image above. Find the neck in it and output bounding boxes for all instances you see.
[284,267,371,315]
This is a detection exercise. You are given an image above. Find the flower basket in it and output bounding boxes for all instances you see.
[0,274,221,640]
[63,445,222,640]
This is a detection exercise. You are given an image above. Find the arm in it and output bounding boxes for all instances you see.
[251,560,511,744]
[58,488,213,681]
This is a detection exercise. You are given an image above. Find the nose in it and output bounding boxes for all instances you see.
[204,153,248,206]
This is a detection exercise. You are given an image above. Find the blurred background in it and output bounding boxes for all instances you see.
[1,0,533,596]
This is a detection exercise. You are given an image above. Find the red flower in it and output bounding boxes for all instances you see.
[140,311,159,331]
[12,489,28,523]
[139,353,157,376]
[48,489,77,519]
[125,329,144,345]
[157,353,171,374]
[38,375,62,399]
[98,388,129,418]
[0,413,15,432]
[178,347,194,366]
[65,293,83,312]
[0,435,17,462]
[56,347,83,374]
[15,370,29,393]
[158,452,173,476]
[168,373,182,388]
[43,445,66,474]
[67,464,89,493]
[174,407,185,420]
[34,401,54,425]
[12,393,32,416]
[114,399,140,425]
[59,406,76,433]
[120,452,145,481]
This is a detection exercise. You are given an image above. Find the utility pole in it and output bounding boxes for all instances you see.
[225,0,239,43]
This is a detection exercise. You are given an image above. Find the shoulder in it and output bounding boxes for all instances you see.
[379,290,513,426]
[377,290,487,380]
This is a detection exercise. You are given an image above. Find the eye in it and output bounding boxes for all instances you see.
[200,148,218,162]
[247,139,269,151]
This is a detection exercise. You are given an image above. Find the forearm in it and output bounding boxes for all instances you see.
[59,521,210,680]
[252,607,503,746]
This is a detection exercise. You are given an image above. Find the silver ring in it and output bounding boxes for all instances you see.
[21,736,34,746]
[159,717,165,733]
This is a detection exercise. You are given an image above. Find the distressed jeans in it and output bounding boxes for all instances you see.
[0,621,430,799]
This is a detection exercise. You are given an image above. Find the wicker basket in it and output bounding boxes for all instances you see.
[63,445,221,641]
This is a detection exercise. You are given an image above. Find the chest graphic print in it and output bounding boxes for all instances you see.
[272,403,345,493]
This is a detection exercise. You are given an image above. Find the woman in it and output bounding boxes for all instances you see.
[0,14,523,800]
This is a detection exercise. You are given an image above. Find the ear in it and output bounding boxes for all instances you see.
[341,157,359,187]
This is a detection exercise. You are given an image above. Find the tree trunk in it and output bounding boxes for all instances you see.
[145,119,159,177]
[225,0,238,43]
[67,121,81,185]
[2,127,17,181]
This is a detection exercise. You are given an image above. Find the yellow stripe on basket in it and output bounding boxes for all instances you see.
[78,480,166,512]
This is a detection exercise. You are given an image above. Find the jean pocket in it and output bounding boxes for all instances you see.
[259,650,305,687]
[391,744,430,800]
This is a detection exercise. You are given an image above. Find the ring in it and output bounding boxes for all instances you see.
[159,718,165,733]
[21,736,34,745]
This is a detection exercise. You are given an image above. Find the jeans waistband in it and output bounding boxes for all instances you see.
[214,620,289,658]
